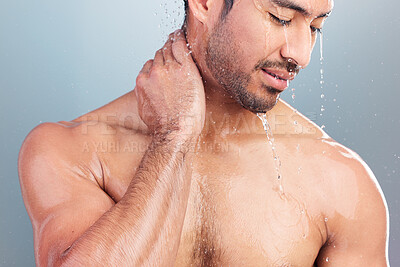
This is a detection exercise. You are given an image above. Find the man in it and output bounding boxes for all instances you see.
[18,0,389,265]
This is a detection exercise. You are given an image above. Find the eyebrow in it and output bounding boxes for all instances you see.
[270,0,332,18]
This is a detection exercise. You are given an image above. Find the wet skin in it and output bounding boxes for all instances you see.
[18,0,388,266]
[19,93,388,266]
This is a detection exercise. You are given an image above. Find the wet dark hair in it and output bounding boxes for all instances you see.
[183,0,234,22]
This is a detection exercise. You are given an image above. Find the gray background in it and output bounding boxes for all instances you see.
[1,0,399,265]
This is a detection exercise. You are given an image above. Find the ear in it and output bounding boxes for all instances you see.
[187,0,216,24]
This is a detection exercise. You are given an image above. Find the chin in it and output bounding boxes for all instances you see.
[235,88,281,114]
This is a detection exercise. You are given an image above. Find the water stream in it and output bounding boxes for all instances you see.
[257,113,285,197]
[319,31,326,127]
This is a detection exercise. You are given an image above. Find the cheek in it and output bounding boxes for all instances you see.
[229,15,284,66]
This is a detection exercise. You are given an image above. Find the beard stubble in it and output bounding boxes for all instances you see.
[205,18,282,113]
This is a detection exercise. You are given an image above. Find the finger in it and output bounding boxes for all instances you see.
[162,37,175,63]
[153,49,164,65]
[171,29,192,65]
[140,59,154,74]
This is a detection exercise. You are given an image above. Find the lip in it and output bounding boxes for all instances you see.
[261,68,294,91]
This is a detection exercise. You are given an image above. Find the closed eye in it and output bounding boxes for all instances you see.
[310,25,322,34]
[269,12,323,34]
[268,12,292,27]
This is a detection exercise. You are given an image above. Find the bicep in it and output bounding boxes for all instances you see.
[19,123,115,266]
[34,179,114,266]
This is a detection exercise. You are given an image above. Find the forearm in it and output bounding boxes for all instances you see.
[59,135,195,266]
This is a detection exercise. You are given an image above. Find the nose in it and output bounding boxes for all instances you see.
[280,24,314,69]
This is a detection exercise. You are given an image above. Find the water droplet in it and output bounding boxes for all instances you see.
[326,257,329,262]
[321,94,325,99]
[291,88,296,102]
[324,218,328,222]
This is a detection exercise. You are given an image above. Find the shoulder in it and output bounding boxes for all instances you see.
[301,132,389,263]
[18,122,83,170]
[317,138,387,210]
[18,121,105,202]
[19,89,150,164]
[18,118,150,196]
[275,100,386,200]
[306,138,389,265]
[320,138,388,228]
[293,116,389,228]
[275,100,388,253]
[19,120,114,166]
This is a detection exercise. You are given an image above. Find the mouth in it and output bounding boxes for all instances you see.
[261,69,291,91]
[263,70,287,81]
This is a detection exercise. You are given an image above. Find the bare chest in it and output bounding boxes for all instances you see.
[104,141,327,266]
[173,153,326,266]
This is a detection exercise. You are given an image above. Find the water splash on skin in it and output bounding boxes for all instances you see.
[257,113,284,197]
[283,25,290,56]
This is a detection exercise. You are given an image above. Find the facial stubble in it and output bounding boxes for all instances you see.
[205,18,281,114]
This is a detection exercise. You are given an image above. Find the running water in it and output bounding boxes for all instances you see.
[252,0,285,197]
[319,31,326,125]
[257,113,285,196]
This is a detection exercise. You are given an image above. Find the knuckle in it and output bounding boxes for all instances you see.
[173,41,188,54]
[149,66,165,78]
[156,49,164,55]
[136,73,147,87]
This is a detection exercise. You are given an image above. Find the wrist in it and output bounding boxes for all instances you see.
[152,131,198,154]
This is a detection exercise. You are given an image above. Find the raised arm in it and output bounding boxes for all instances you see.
[18,30,205,266]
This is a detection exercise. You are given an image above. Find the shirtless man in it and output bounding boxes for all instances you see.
[18,0,389,265]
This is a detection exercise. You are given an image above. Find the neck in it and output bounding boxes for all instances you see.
[184,19,282,142]
[200,82,267,141]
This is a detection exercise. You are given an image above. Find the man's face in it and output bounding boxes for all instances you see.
[204,0,333,113]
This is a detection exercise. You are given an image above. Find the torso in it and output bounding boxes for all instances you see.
[174,142,327,266]
[69,92,338,266]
